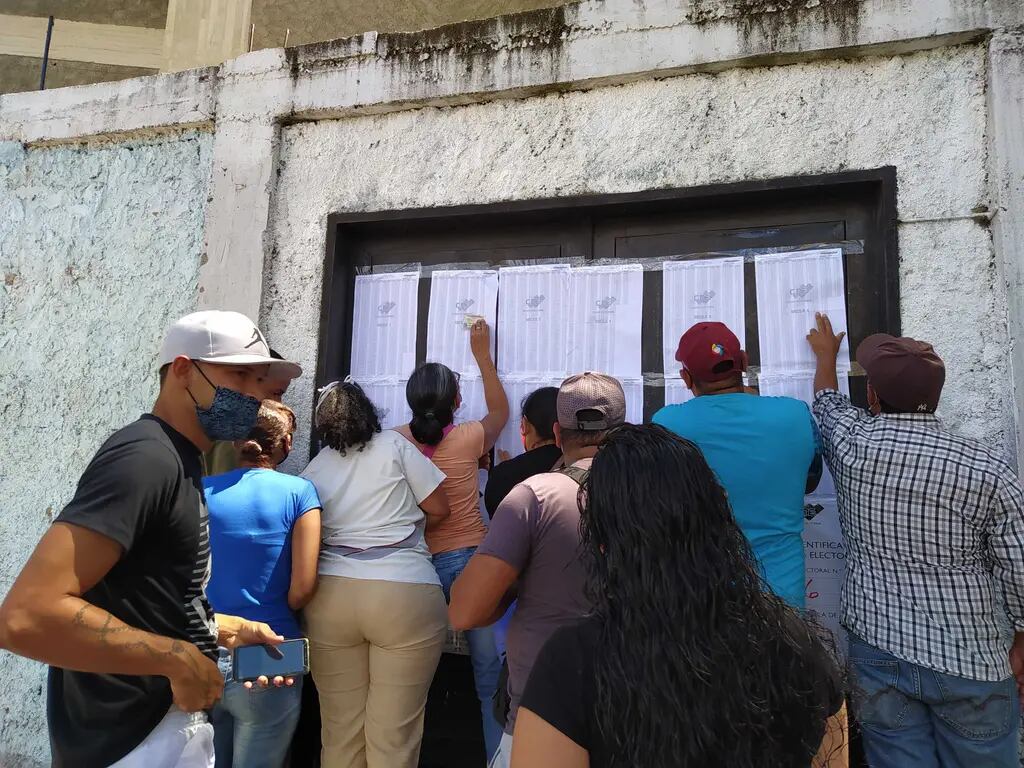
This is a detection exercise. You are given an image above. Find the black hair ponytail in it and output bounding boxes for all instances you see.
[406,362,458,446]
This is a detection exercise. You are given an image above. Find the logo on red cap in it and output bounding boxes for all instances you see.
[675,322,743,383]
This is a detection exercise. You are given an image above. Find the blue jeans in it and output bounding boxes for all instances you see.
[210,649,303,768]
[433,546,504,760]
[849,634,1020,768]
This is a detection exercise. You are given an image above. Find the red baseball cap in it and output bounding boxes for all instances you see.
[674,322,744,382]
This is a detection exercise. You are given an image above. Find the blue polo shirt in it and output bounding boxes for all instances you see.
[204,468,321,638]
[653,393,819,608]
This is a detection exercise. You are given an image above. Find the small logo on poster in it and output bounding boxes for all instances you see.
[803,502,824,521]
[594,296,618,311]
[525,295,546,309]
[456,298,476,312]
[789,284,814,300]
[693,290,716,305]
[378,301,396,316]
[379,407,391,423]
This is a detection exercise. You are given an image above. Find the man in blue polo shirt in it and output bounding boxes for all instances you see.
[653,322,821,608]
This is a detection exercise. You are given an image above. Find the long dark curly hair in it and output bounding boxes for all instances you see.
[315,381,381,455]
[580,424,837,767]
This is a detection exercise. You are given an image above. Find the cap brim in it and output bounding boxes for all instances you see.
[197,354,303,380]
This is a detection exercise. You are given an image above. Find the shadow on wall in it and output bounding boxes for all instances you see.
[0,753,48,768]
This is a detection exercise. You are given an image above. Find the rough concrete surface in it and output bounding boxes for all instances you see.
[0,131,212,766]
[987,29,1024,464]
[0,67,217,144]
[263,43,1008,473]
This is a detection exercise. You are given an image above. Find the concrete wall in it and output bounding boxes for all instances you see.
[265,43,1010,471]
[1,0,1023,764]
[0,130,213,766]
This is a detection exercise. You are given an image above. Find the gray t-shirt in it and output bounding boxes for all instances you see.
[476,458,592,734]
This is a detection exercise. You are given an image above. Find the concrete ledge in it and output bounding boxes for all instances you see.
[274,0,1019,121]
[5,0,1023,144]
[0,67,218,145]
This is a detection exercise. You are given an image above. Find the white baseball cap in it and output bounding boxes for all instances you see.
[159,310,302,380]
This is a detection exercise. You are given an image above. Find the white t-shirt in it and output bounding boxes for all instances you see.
[301,430,445,585]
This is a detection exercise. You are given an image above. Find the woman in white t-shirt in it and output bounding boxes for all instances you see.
[301,380,451,768]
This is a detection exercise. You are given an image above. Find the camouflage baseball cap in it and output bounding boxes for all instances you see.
[556,372,626,431]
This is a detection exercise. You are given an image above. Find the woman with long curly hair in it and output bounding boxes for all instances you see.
[301,380,452,768]
[512,424,843,768]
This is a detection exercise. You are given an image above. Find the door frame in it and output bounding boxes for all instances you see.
[317,166,898,436]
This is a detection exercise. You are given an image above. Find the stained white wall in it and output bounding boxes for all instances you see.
[265,44,1010,470]
[0,0,1022,764]
[0,132,213,765]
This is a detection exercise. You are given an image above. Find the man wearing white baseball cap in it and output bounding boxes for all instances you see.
[0,310,302,768]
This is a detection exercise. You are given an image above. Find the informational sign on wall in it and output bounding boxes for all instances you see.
[803,496,848,656]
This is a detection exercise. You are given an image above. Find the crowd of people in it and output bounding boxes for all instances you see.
[1,306,1023,768]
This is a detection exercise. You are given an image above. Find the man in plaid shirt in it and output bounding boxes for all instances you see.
[807,313,1024,767]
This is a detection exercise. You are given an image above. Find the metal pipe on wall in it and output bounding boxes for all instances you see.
[38,15,54,90]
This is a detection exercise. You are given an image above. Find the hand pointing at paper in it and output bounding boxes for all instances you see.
[807,312,846,394]
[470,318,490,361]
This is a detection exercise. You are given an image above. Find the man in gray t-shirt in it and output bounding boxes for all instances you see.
[449,372,626,767]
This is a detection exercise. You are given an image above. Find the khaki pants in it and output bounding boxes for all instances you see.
[305,575,447,768]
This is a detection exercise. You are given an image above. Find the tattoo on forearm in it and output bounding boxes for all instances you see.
[70,603,207,688]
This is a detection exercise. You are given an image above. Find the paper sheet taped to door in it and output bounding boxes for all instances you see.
[494,377,566,461]
[567,264,644,379]
[755,249,851,374]
[662,257,746,378]
[351,272,419,379]
[426,270,498,378]
[497,264,571,377]
[358,378,412,430]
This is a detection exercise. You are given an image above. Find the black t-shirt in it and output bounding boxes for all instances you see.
[520,615,843,768]
[48,415,218,768]
[484,443,563,518]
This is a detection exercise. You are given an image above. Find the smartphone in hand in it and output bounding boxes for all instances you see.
[232,638,309,683]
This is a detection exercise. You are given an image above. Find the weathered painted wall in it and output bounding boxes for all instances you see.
[264,43,1009,472]
[0,130,212,766]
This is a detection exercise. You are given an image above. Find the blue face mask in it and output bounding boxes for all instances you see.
[188,363,261,441]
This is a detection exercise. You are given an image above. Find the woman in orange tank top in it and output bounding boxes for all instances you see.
[396,320,509,761]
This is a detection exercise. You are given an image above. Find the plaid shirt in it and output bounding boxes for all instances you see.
[813,389,1024,681]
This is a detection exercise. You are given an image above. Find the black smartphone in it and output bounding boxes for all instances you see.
[232,638,309,683]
